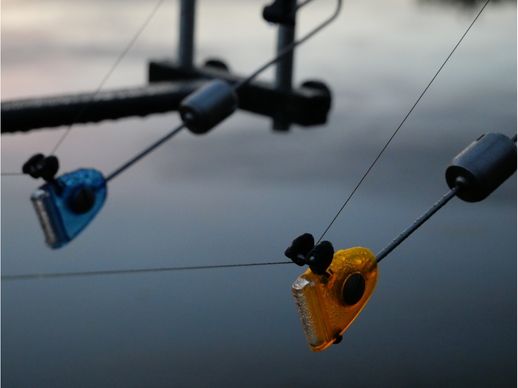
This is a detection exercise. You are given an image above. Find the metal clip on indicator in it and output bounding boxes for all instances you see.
[285,233,378,352]
[179,80,238,134]
[23,154,107,249]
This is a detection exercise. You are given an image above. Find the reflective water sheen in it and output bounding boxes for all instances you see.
[2,0,516,386]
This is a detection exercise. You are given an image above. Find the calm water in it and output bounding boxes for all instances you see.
[2,0,516,387]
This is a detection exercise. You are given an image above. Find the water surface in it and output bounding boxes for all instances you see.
[2,0,516,386]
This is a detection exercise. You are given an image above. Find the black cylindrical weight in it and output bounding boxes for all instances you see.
[445,133,516,202]
[179,80,238,135]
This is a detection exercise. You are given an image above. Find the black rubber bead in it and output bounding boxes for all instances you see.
[342,273,366,306]
[22,154,59,181]
[262,0,295,26]
[40,156,59,182]
[301,80,332,101]
[68,187,96,214]
[284,233,315,266]
[22,154,45,178]
[307,241,334,275]
[203,58,230,72]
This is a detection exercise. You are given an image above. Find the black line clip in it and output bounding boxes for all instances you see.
[284,233,335,275]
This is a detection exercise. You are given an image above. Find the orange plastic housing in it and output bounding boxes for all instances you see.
[291,247,378,352]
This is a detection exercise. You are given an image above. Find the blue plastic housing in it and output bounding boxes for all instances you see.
[30,168,107,249]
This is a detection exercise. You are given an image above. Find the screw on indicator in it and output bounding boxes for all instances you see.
[67,187,96,214]
[341,272,366,306]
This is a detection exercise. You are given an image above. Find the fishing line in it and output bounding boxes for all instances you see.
[376,185,460,263]
[3,0,344,253]
[1,1,341,179]
[314,0,491,245]
[6,127,516,282]
[101,0,343,182]
[1,261,293,281]
[105,124,185,182]
[1,0,505,281]
[0,186,477,281]
[296,0,318,11]
[49,0,168,155]
[375,130,515,263]
[0,170,502,282]
[1,0,327,180]
[1,0,165,178]
[235,0,342,90]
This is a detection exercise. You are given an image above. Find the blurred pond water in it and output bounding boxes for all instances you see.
[2,0,516,386]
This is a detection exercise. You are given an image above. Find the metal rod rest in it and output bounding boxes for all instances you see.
[1,81,203,134]
[1,64,332,134]
[376,185,460,263]
[178,0,196,68]
[275,0,296,92]
[273,0,297,130]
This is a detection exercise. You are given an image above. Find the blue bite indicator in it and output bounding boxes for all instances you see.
[30,168,107,249]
